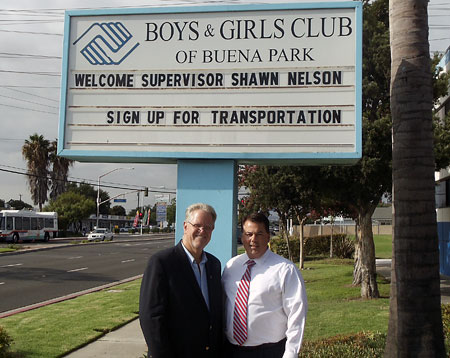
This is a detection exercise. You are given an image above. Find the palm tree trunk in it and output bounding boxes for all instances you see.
[359,208,379,298]
[353,221,362,285]
[385,0,445,355]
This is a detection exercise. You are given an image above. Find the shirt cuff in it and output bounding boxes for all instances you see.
[282,351,299,358]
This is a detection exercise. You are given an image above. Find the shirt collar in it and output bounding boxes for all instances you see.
[181,241,208,265]
[242,247,271,266]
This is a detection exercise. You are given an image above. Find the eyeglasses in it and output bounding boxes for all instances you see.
[187,221,214,232]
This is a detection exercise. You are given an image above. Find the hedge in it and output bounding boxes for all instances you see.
[270,234,355,261]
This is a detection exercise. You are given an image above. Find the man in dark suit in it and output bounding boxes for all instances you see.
[139,203,223,358]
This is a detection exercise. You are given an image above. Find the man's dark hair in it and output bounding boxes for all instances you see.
[241,212,270,234]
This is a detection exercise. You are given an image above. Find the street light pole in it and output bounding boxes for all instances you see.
[96,167,134,229]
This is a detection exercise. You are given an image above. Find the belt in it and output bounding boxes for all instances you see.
[227,338,286,351]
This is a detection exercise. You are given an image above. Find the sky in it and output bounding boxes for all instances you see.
[0,0,449,213]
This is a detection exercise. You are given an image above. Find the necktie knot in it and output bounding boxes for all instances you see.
[246,259,256,268]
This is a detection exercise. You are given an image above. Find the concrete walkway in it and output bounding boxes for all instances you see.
[64,319,146,358]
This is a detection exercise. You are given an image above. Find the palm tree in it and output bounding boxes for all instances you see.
[49,139,74,201]
[22,134,50,211]
[385,0,445,355]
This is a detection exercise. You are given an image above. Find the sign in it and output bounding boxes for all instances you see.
[156,202,167,222]
[155,194,170,203]
[58,2,362,164]
[113,198,127,203]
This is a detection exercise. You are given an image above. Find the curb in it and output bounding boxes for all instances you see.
[0,234,172,256]
[0,275,143,319]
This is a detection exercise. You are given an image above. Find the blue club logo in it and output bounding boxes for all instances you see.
[73,22,140,65]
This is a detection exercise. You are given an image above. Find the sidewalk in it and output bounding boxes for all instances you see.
[64,319,147,358]
[61,258,450,358]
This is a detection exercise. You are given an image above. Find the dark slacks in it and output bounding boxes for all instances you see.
[224,338,286,358]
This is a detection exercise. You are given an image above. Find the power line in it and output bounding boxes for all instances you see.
[0,164,176,194]
[0,51,62,59]
[0,29,62,36]
[0,93,58,109]
[4,87,59,103]
[0,102,58,115]
[0,69,60,76]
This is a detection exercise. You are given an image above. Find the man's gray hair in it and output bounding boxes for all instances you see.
[185,203,217,223]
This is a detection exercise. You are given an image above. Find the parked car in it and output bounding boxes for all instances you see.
[87,228,114,241]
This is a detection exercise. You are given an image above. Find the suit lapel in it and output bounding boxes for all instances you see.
[174,242,210,312]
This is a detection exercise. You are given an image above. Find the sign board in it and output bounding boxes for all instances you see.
[113,198,127,203]
[156,202,167,222]
[155,194,170,203]
[58,2,362,164]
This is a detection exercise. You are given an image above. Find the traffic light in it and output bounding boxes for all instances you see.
[144,187,148,196]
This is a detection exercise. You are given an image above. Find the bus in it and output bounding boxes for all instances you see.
[0,210,58,243]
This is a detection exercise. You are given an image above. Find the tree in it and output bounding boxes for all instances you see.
[166,198,176,226]
[239,165,322,265]
[0,199,4,209]
[66,182,111,215]
[385,0,445,355]
[110,205,126,216]
[6,199,33,210]
[49,140,74,201]
[45,191,95,232]
[22,133,50,211]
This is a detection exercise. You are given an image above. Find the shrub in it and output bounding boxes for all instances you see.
[443,304,450,352]
[270,234,354,261]
[305,234,355,259]
[299,332,386,358]
[113,228,120,234]
[151,227,160,233]
[0,326,12,358]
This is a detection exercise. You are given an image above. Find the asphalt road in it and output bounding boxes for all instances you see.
[0,234,174,313]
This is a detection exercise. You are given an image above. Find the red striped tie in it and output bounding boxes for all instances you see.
[233,259,256,345]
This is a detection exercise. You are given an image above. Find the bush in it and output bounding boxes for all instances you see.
[113,228,120,234]
[305,234,355,259]
[443,304,450,352]
[299,332,386,358]
[0,326,12,358]
[151,227,160,233]
[270,234,354,261]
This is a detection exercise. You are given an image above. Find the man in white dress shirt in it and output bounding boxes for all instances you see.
[222,212,308,358]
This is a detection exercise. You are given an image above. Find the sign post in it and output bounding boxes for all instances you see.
[59,2,362,266]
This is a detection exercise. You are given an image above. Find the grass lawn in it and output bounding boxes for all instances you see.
[373,234,392,259]
[0,280,140,358]
[0,257,394,358]
[301,258,390,341]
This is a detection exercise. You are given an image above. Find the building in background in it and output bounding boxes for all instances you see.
[435,45,450,275]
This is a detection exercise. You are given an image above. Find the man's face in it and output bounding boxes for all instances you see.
[182,210,215,254]
[241,220,270,259]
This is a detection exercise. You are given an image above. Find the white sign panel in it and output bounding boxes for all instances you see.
[59,2,362,164]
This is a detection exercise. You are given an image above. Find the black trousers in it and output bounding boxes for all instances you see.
[224,338,286,358]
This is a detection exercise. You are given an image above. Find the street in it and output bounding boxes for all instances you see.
[0,234,174,313]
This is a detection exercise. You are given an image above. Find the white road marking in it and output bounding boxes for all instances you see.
[121,259,135,263]
[0,263,23,268]
[0,282,5,285]
[67,256,83,260]
[67,267,88,273]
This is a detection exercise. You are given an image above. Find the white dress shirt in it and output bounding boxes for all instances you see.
[222,249,308,358]
[181,242,210,310]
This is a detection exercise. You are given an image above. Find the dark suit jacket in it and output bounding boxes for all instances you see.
[139,241,223,358]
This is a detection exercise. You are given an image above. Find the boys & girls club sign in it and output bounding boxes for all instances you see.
[58,2,362,164]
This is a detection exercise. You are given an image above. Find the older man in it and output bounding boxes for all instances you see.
[222,212,308,358]
[139,203,223,358]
